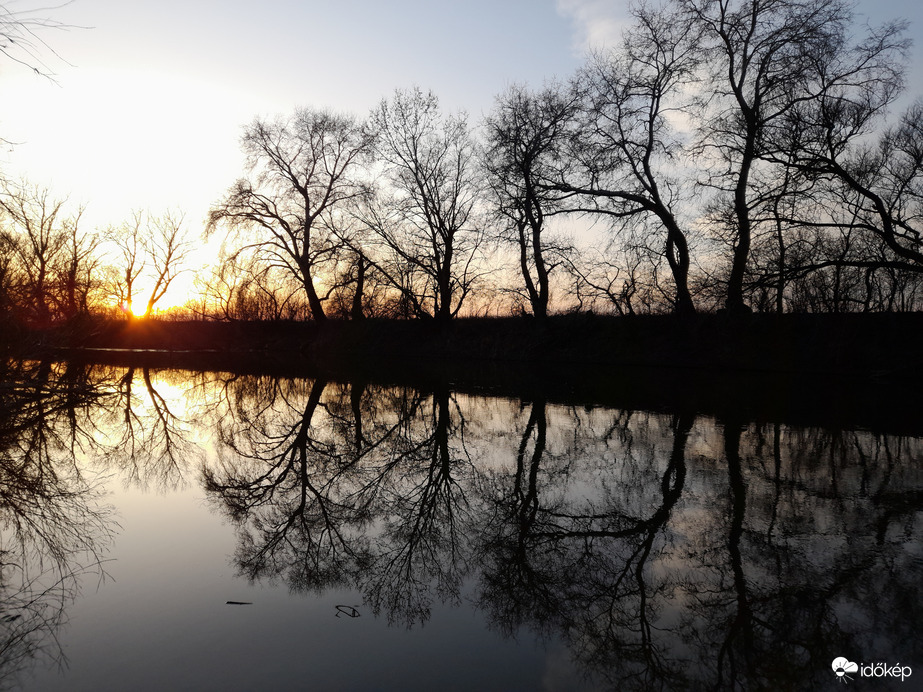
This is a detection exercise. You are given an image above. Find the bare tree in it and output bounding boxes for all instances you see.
[141,210,190,317]
[104,210,191,318]
[784,98,923,275]
[105,210,146,316]
[567,229,673,315]
[208,108,374,322]
[0,226,16,321]
[367,88,486,322]
[322,246,392,320]
[192,250,309,321]
[0,0,72,79]
[483,83,578,320]
[554,6,699,315]
[678,0,904,313]
[55,205,100,318]
[701,7,912,310]
[0,181,98,323]
[0,182,66,323]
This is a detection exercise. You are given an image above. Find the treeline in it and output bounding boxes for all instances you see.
[0,184,190,328]
[3,0,923,328]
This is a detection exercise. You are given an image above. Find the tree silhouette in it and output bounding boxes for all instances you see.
[365,88,486,322]
[0,360,113,687]
[484,84,578,320]
[556,6,699,315]
[209,109,374,322]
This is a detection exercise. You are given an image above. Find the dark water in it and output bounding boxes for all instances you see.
[2,360,921,691]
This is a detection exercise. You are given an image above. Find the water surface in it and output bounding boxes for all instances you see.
[2,361,921,690]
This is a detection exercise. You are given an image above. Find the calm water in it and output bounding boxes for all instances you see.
[2,360,921,691]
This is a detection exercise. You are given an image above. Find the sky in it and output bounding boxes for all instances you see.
[1,0,923,306]
[0,0,590,231]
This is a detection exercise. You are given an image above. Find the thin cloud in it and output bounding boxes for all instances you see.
[556,0,631,53]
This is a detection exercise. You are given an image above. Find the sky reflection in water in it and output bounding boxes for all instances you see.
[2,361,921,691]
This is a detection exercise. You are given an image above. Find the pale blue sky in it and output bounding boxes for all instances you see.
[1,0,921,234]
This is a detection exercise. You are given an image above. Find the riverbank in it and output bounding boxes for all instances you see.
[7,312,923,434]
[18,312,921,376]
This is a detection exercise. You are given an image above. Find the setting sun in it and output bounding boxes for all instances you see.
[119,300,152,318]
[116,275,197,318]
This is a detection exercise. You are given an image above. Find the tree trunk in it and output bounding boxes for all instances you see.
[436,246,453,323]
[664,221,695,316]
[727,135,755,314]
[298,256,327,322]
[350,256,365,320]
[531,217,549,320]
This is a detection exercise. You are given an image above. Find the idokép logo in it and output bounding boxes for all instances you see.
[832,658,859,682]
[832,657,913,684]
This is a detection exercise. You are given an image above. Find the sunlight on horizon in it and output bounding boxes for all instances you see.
[114,272,203,316]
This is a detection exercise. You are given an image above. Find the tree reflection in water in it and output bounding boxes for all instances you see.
[204,377,372,591]
[1,362,920,690]
[0,360,114,688]
[103,365,197,490]
[476,405,696,689]
[202,374,923,690]
[204,378,477,625]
